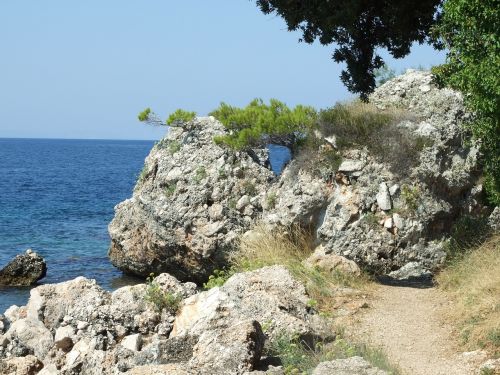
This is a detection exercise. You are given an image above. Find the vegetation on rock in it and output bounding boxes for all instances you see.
[211,98,317,150]
[144,273,182,314]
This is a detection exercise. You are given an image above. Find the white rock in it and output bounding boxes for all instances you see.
[384,217,393,229]
[324,135,337,148]
[393,214,405,229]
[389,184,400,196]
[338,159,365,173]
[376,183,392,211]
[77,321,89,330]
[236,195,250,211]
[4,305,20,323]
[54,325,75,342]
[120,333,142,352]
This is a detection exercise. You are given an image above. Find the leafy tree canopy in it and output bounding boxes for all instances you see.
[255,0,441,100]
[433,0,500,204]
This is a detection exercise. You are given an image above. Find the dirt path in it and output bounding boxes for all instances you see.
[347,284,479,375]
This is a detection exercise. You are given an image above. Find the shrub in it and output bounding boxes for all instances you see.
[444,215,491,263]
[164,183,176,197]
[400,185,420,211]
[168,140,181,154]
[437,234,500,353]
[242,180,257,196]
[265,331,401,375]
[266,192,278,209]
[210,99,317,150]
[193,166,207,184]
[144,274,182,314]
[432,0,500,204]
[203,269,235,290]
[318,101,430,176]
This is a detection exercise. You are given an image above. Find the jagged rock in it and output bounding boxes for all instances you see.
[172,266,322,342]
[0,267,330,374]
[305,245,361,276]
[0,355,43,375]
[0,249,46,286]
[108,116,274,283]
[188,320,265,374]
[312,356,388,375]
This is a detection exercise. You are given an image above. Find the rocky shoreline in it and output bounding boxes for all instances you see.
[1,71,497,374]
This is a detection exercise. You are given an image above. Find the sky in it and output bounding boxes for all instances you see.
[0,1,447,140]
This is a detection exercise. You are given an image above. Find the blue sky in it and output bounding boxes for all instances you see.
[0,1,446,140]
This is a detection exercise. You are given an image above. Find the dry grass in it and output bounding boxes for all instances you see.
[317,101,431,176]
[231,225,371,313]
[437,233,500,353]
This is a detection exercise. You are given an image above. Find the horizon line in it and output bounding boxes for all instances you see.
[0,136,159,142]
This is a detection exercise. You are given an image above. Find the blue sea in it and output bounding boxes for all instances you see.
[0,139,291,314]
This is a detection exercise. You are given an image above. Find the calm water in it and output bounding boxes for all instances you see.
[0,138,155,313]
[0,139,291,314]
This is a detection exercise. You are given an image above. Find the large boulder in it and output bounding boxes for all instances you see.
[108,117,274,283]
[0,249,46,286]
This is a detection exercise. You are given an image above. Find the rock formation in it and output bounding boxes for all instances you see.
[108,118,274,283]
[0,268,342,374]
[0,249,47,286]
[109,70,491,282]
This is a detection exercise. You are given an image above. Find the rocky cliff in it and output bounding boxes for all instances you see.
[109,70,491,282]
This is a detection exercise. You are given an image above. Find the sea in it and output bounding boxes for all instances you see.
[0,139,291,314]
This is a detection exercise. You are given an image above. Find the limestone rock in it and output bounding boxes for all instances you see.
[108,116,274,283]
[305,246,361,276]
[0,250,46,286]
[376,183,392,211]
[313,356,388,375]
[0,355,43,375]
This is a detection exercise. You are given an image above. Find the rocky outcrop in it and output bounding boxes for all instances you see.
[108,117,274,283]
[263,70,489,278]
[109,70,492,281]
[0,267,330,374]
[0,249,47,286]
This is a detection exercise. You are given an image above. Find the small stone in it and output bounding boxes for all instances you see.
[120,333,142,352]
[236,195,250,211]
[338,159,365,173]
[389,184,400,196]
[384,217,393,229]
[393,214,405,229]
[76,321,89,330]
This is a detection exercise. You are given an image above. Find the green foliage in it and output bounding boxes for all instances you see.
[164,182,176,197]
[242,180,257,196]
[374,64,397,87]
[168,140,181,154]
[433,0,500,204]
[193,166,207,184]
[203,269,235,290]
[218,168,227,180]
[401,185,421,211]
[266,192,278,209]
[137,165,148,183]
[265,332,401,375]
[166,109,196,126]
[144,274,182,314]
[210,99,317,149]
[255,0,441,99]
[138,108,152,122]
[138,108,195,127]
